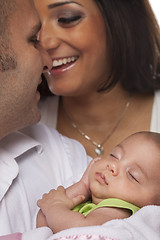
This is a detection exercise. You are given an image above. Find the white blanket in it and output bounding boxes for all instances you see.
[47,205,160,240]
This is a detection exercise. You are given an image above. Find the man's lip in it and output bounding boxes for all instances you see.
[37,77,42,92]
[38,77,42,85]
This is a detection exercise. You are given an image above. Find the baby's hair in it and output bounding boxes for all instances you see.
[134,131,160,147]
[142,131,160,206]
[128,131,160,206]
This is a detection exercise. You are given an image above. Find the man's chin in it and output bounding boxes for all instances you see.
[23,109,41,129]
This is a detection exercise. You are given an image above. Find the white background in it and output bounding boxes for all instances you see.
[149,0,160,24]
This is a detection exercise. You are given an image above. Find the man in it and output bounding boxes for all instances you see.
[0,0,53,238]
[0,0,90,239]
[0,0,52,139]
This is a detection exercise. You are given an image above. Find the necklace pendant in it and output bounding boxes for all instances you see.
[95,145,104,156]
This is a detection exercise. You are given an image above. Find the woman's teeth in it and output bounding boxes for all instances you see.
[52,56,78,67]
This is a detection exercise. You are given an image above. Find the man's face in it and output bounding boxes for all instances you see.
[0,0,51,136]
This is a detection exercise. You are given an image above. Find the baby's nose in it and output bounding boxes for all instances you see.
[107,162,119,176]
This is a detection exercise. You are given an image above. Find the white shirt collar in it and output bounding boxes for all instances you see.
[0,130,43,159]
[0,130,43,201]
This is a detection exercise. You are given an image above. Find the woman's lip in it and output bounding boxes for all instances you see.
[49,57,78,76]
[51,56,79,67]
[95,172,108,185]
[51,55,79,61]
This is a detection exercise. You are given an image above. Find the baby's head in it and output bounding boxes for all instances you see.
[89,131,160,207]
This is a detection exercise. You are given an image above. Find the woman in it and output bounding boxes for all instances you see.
[36,0,160,158]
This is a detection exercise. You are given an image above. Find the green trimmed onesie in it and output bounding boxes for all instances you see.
[73,198,140,216]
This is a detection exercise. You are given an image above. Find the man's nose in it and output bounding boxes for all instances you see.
[38,44,52,72]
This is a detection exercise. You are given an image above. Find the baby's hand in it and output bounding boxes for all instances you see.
[37,186,85,215]
[81,158,101,190]
[36,209,48,228]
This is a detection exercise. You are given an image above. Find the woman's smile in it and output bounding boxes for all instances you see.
[50,55,79,75]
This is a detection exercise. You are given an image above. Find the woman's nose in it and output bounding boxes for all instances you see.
[107,162,119,176]
[39,24,61,51]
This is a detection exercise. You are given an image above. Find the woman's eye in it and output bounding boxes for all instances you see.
[58,15,81,26]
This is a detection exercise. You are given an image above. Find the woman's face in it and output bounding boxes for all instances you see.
[35,0,109,96]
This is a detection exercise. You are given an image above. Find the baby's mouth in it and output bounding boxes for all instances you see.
[96,172,108,185]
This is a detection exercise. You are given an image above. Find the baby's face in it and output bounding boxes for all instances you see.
[89,133,160,207]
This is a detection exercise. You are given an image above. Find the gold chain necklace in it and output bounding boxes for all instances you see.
[62,96,131,156]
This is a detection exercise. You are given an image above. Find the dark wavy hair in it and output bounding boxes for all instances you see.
[39,0,160,96]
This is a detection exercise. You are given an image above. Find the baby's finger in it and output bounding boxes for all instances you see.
[57,186,65,192]
[72,195,85,207]
[93,157,102,162]
[85,158,101,172]
[37,199,42,207]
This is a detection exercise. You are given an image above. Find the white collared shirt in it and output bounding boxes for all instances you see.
[0,123,91,238]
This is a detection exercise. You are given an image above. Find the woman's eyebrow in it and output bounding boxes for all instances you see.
[48,1,83,9]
